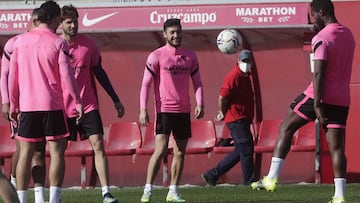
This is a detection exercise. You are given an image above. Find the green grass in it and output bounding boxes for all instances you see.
[4,183,360,203]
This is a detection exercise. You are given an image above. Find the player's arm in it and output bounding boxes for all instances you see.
[312,40,327,125]
[8,48,19,122]
[139,57,156,126]
[313,59,327,122]
[190,62,205,119]
[1,50,11,120]
[92,57,124,118]
[58,40,83,122]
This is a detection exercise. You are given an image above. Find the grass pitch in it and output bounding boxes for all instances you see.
[6,183,360,203]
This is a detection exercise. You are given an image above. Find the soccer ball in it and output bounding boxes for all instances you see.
[216,29,242,54]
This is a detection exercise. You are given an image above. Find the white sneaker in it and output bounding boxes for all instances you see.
[166,192,186,202]
[141,191,152,203]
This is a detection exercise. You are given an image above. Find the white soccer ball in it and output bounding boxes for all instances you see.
[216,29,243,54]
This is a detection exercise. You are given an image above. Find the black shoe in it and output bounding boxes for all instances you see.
[201,174,216,186]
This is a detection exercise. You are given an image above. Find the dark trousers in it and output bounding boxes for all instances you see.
[205,119,254,185]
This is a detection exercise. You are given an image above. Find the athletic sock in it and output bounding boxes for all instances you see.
[34,186,45,203]
[334,178,346,198]
[10,175,16,188]
[267,157,284,180]
[102,186,110,197]
[168,185,178,194]
[49,186,61,203]
[17,190,27,203]
[144,184,152,193]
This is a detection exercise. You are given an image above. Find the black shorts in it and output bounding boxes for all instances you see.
[155,112,191,140]
[67,110,104,141]
[290,93,349,128]
[17,110,68,142]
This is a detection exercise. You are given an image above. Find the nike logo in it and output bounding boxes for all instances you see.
[82,12,118,27]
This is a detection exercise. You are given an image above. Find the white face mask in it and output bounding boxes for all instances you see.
[239,62,252,73]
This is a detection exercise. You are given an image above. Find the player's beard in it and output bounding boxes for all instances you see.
[64,28,78,37]
[314,19,325,32]
[167,38,181,48]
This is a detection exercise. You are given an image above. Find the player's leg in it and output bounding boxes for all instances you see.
[43,110,68,203]
[166,113,190,203]
[10,121,19,187]
[47,138,67,203]
[32,139,46,203]
[327,128,346,203]
[82,110,117,203]
[10,139,20,187]
[141,113,172,203]
[141,133,169,203]
[251,93,313,191]
[323,104,348,203]
[0,171,20,203]
[251,108,307,191]
[166,137,187,202]
[16,140,36,203]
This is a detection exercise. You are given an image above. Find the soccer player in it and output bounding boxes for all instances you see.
[250,1,355,203]
[8,1,83,203]
[139,18,205,203]
[60,5,124,203]
[202,50,255,186]
[1,8,47,203]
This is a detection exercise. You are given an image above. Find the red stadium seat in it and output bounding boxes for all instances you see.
[213,122,258,154]
[213,124,233,154]
[291,122,316,152]
[105,121,142,173]
[65,140,94,189]
[185,120,217,154]
[105,121,142,157]
[0,125,16,173]
[254,119,283,153]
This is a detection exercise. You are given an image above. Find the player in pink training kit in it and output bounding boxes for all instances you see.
[60,5,124,203]
[1,9,47,203]
[8,2,83,203]
[139,18,204,203]
[251,1,355,203]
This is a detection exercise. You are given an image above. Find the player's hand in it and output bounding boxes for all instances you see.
[139,109,149,126]
[2,103,10,121]
[114,101,125,118]
[215,111,224,121]
[75,103,84,125]
[314,105,328,127]
[9,111,19,122]
[194,105,204,119]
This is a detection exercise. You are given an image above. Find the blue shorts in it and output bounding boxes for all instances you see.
[290,93,349,129]
[155,112,191,140]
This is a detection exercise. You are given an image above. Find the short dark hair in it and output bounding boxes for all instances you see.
[310,0,335,17]
[163,18,181,31]
[61,5,79,22]
[32,8,39,17]
[37,0,60,24]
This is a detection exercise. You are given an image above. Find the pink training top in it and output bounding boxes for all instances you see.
[140,43,204,113]
[304,23,355,107]
[1,35,20,104]
[62,34,100,117]
[8,27,81,112]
